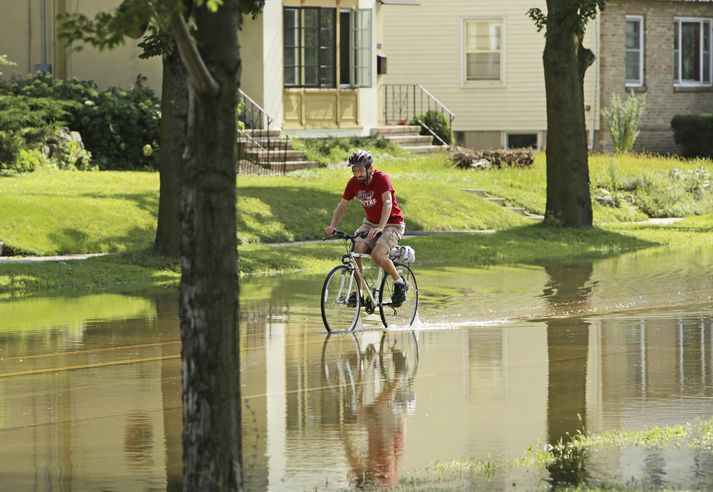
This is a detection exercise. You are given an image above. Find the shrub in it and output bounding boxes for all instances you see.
[0,54,14,75]
[0,72,160,169]
[631,166,713,217]
[0,95,70,172]
[602,91,646,153]
[14,148,52,173]
[410,109,451,146]
[671,113,713,159]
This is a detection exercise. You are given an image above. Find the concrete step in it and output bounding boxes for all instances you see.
[283,160,321,171]
[241,129,281,137]
[486,197,506,206]
[244,149,306,160]
[238,138,292,150]
[382,135,434,145]
[463,188,489,197]
[505,206,527,215]
[371,125,422,136]
[403,144,449,154]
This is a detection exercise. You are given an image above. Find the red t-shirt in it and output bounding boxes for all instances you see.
[343,169,404,225]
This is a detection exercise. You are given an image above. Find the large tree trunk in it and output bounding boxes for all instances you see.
[178,1,242,490]
[543,2,596,227]
[155,45,189,257]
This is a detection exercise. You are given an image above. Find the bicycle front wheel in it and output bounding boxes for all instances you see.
[379,263,419,328]
[321,265,360,332]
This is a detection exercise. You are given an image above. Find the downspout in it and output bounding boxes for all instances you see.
[27,0,32,72]
[56,0,67,78]
[590,14,599,150]
[40,0,47,67]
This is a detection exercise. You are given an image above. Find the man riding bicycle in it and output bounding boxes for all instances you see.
[324,150,409,307]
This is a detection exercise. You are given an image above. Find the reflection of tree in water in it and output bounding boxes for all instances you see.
[321,331,418,489]
[543,262,593,488]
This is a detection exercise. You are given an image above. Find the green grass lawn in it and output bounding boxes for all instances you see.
[1,151,713,297]
[2,152,713,254]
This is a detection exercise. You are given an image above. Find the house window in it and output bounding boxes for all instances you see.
[626,16,644,87]
[339,9,373,87]
[674,18,712,86]
[284,7,371,88]
[284,7,336,88]
[506,133,538,149]
[463,19,503,82]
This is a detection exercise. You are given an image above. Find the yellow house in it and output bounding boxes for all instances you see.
[1,0,422,137]
[0,0,163,93]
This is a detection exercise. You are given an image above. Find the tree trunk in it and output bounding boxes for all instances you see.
[178,1,242,490]
[155,45,189,257]
[543,3,595,227]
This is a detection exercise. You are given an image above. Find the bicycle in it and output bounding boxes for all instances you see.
[320,230,419,332]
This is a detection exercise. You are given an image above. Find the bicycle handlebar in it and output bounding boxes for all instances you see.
[323,230,367,241]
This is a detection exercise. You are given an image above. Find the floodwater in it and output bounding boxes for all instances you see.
[1,246,713,490]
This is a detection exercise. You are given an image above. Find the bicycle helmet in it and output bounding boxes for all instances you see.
[347,149,373,167]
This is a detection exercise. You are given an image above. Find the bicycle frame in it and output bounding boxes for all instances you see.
[343,252,388,309]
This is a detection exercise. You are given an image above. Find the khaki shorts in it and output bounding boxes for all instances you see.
[355,219,405,251]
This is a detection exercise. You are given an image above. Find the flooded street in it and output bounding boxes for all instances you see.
[1,246,713,490]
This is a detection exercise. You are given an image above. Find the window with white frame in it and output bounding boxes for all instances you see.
[339,9,372,87]
[626,16,644,86]
[674,18,712,86]
[463,19,503,82]
[284,7,371,89]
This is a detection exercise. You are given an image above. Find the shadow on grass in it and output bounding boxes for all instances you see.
[237,186,425,243]
[47,224,156,255]
[237,221,662,282]
[78,191,159,217]
[405,222,661,270]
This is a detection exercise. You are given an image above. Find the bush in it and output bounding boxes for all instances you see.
[631,166,713,217]
[602,91,646,153]
[410,110,451,146]
[0,95,71,172]
[14,148,52,173]
[0,72,160,169]
[671,113,713,159]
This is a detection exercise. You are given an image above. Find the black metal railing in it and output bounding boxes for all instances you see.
[382,84,455,146]
[237,89,288,175]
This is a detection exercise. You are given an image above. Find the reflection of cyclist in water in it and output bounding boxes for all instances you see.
[321,331,418,489]
[346,359,406,487]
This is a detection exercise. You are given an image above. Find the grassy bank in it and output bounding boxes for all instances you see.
[1,152,713,297]
[3,152,713,254]
[2,218,713,299]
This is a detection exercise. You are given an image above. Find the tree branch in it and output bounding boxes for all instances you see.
[170,11,219,96]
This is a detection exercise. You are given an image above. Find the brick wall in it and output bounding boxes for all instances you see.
[598,0,713,154]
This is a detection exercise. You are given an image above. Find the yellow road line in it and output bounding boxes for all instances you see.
[0,354,181,379]
[2,340,181,361]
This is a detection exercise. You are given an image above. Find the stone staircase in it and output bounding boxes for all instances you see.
[464,188,544,220]
[371,125,448,154]
[237,130,320,173]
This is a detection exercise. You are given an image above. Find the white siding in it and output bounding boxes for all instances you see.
[382,0,600,135]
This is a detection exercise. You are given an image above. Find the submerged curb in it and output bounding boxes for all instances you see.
[0,253,107,264]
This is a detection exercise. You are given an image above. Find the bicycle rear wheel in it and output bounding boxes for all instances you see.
[378,263,419,328]
[321,265,361,332]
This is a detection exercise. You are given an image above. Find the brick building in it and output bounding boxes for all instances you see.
[598,0,713,154]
